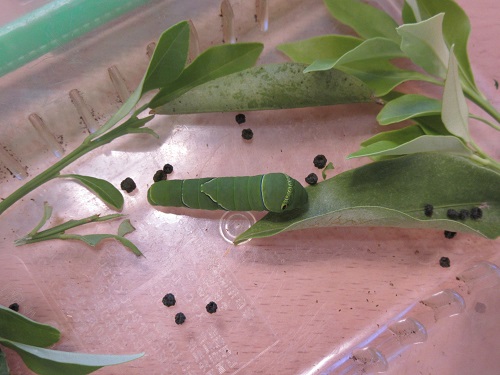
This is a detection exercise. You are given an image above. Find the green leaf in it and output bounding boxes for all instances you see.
[66,234,142,257]
[28,202,53,237]
[340,61,438,97]
[442,46,470,142]
[403,0,420,22]
[0,305,60,347]
[142,21,191,92]
[0,338,143,375]
[89,21,190,140]
[323,0,400,42]
[118,219,136,237]
[126,127,159,139]
[59,175,124,211]
[149,43,264,109]
[377,94,442,125]
[153,63,374,114]
[304,37,405,73]
[0,348,8,375]
[235,153,500,244]
[413,115,453,136]
[350,132,472,159]
[113,237,143,257]
[410,0,477,91]
[322,162,335,180]
[277,35,363,64]
[396,13,449,78]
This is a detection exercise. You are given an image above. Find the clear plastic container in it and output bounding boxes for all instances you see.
[0,0,499,374]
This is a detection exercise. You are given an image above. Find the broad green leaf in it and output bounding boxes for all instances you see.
[59,175,124,211]
[396,13,449,78]
[0,348,8,375]
[304,37,405,73]
[142,21,190,92]
[153,63,374,114]
[277,35,363,64]
[0,338,143,375]
[411,0,477,91]
[442,46,470,142]
[66,234,143,257]
[377,94,442,125]
[323,0,400,42]
[322,162,335,180]
[235,153,500,243]
[28,202,53,237]
[340,61,438,97]
[118,219,136,237]
[89,21,190,139]
[0,305,60,347]
[149,43,264,109]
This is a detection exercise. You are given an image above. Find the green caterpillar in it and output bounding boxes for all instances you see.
[147,173,308,212]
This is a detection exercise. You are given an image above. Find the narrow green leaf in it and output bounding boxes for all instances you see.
[127,127,160,139]
[323,0,400,42]
[235,153,500,243]
[150,43,264,109]
[377,94,442,125]
[153,63,374,114]
[28,202,53,237]
[0,338,143,375]
[442,46,470,142]
[412,0,477,90]
[340,61,438,97]
[403,0,421,22]
[15,213,124,246]
[118,219,136,237]
[304,37,404,73]
[59,175,124,211]
[0,348,8,375]
[277,35,362,64]
[413,115,453,136]
[114,237,143,257]
[0,305,60,347]
[396,13,449,78]
[322,162,335,180]
[89,21,190,140]
[350,133,472,158]
[142,21,190,92]
[65,234,143,257]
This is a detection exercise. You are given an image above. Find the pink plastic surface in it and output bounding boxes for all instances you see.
[0,0,499,374]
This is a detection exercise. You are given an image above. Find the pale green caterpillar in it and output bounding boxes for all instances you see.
[147,173,308,212]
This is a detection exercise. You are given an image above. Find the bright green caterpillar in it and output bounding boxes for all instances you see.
[147,173,308,212]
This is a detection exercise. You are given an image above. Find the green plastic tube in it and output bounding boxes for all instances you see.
[0,0,153,77]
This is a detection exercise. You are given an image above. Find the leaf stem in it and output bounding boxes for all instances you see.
[468,140,500,172]
[469,114,500,131]
[0,116,154,216]
[463,86,500,124]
